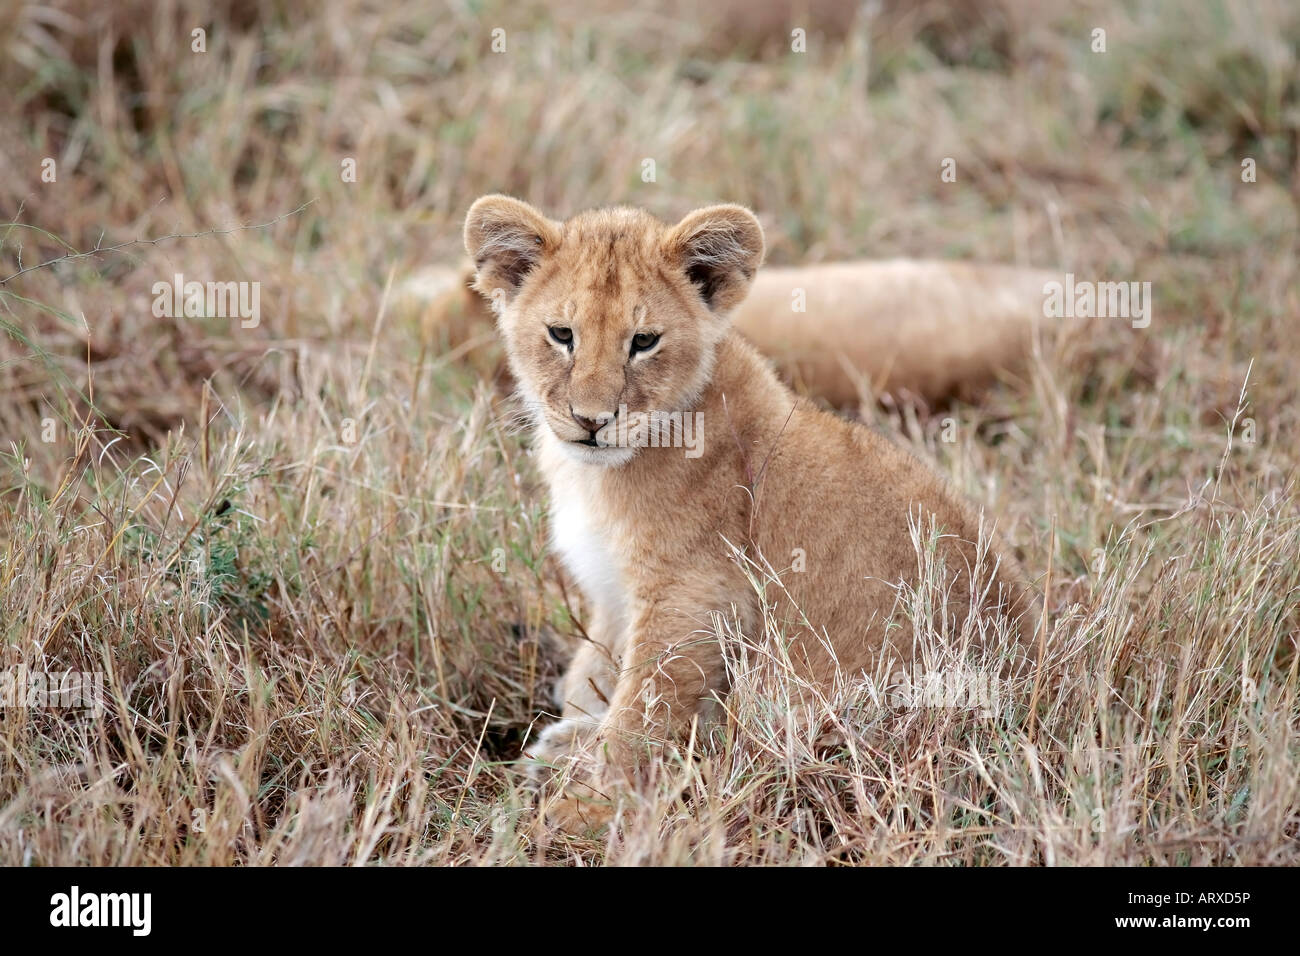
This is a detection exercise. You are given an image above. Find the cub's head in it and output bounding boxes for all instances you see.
[463,196,764,465]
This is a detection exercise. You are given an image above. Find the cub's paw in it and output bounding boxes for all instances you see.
[521,717,590,786]
[542,790,615,838]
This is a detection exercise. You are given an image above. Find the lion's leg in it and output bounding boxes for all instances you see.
[524,606,622,777]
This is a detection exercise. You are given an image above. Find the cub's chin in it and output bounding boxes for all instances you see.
[555,439,638,467]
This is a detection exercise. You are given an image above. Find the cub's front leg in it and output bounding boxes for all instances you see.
[545,591,738,833]
[524,605,622,779]
[599,600,728,777]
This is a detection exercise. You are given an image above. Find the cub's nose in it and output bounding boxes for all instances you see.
[570,407,616,434]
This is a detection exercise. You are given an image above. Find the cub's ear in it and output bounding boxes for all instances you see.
[463,195,559,301]
[664,204,765,314]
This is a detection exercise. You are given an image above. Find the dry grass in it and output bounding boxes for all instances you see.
[1,0,1297,865]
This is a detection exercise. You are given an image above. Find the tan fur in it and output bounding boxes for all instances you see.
[463,196,1039,833]
[739,259,1055,404]
[414,255,1055,405]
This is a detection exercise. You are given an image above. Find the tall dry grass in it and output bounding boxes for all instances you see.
[0,0,1296,864]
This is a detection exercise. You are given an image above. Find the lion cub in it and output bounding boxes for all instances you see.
[464,196,1037,829]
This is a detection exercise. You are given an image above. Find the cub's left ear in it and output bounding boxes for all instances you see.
[664,204,765,315]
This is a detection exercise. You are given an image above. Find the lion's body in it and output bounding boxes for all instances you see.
[740,259,1054,404]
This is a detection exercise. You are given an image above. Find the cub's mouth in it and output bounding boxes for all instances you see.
[575,437,600,448]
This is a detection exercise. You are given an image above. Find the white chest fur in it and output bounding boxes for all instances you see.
[535,427,631,639]
[549,488,626,625]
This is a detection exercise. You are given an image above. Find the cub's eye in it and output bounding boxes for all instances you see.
[630,331,660,355]
[548,325,573,347]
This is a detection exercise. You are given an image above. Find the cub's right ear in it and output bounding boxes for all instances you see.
[463,195,558,302]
